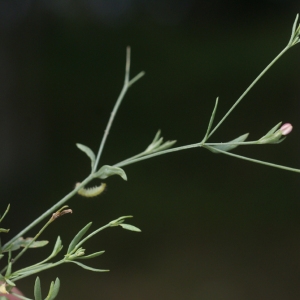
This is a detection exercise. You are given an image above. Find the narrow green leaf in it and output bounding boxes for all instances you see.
[76,144,96,170]
[151,130,161,144]
[11,294,34,300]
[153,140,176,153]
[67,222,92,254]
[94,165,127,181]
[25,240,49,248]
[12,263,53,278]
[145,130,176,153]
[109,215,133,226]
[47,278,60,300]
[203,97,219,141]
[0,228,9,233]
[0,204,10,223]
[67,260,109,272]
[7,238,48,252]
[207,133,249,153]
[34,277,42,300]
[289,14,299,45]
[5,278,15,286]
[45,281,54,300]
[260,122,282,140]
[77,251,105,260]
[50,236,63,258]
[5,261,12,277]
[119,224,141,232]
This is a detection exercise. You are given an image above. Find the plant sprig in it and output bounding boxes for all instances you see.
[1,14,300,300]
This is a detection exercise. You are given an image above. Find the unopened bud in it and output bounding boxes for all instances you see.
[280,123,293,135]
[257,122,292,144]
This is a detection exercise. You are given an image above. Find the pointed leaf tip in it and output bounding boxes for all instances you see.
[76,144,96,170]
[94,165,127,181]
[208,133,249,153]
[119,223,141,232]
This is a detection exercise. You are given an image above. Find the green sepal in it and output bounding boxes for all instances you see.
[257,122,285,144]
[67,223,92,254]
[259,122,281,140]
[76,144,96,170]
[94,165,127,181]
[208,133,249,153]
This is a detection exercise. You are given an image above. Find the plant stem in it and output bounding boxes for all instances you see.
[2,175,93,252]
[2,48,145,252]
[12,260,64,282]
[92,47,145,172]
[114,143,202,168]
[204,145,300,173]
[71,223,111,253]
[207,45,290,139]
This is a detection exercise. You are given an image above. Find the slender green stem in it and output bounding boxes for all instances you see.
[71,224,111,253]
[92,47,145,172]
[205,141,256,146]
[6,217,54,268]
[113,151,149,167]
[11,294,32,300]
[113,138,285,169]
[92,47,130,173]
[2,175,93,252]
[2,47,145,268]
[207,45,289,139]
[12,260,64,282]
[204,145,300,173]
[114,143,202,168]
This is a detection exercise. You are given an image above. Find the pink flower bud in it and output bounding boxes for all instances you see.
[280,123,293,135]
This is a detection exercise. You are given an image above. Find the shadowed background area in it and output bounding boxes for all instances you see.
[1,1,300,299]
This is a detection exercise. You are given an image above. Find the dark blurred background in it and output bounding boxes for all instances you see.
[1,1,300,299]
